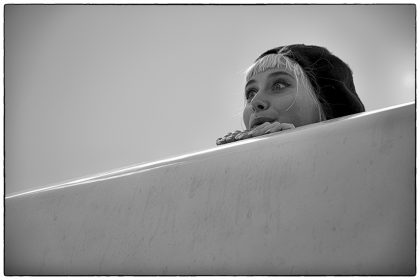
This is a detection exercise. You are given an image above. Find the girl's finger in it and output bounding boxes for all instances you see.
[250,122,272,136]
[262,122,279,133]
[279,123,295,130]
[216,137,225,145]
[236,130,253,140]
[227,131,243,142]
[234,132,245,140]
[265,122,295,134]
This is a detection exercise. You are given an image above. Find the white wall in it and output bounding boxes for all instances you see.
[5,103,415,275]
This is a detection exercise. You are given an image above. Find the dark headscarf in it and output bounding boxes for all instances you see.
[256,44,365,119]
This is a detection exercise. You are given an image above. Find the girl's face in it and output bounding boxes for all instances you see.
[243,67,322,130]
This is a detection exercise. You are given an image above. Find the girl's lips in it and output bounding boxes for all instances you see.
[250,117,275,129]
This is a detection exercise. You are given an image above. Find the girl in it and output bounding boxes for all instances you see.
[216,44,365,145]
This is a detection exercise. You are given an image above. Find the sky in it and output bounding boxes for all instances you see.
[5,4,415,195]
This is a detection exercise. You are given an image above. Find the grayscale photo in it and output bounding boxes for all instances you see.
[4,4,416,276]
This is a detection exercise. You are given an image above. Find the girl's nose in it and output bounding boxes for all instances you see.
[251,95,268,112]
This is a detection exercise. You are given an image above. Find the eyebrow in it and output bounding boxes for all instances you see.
[267,71,295,80]
[245,71,295,88]
[245,79,256,88]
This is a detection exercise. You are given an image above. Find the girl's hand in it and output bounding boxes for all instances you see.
[216,122,295,146]
[216,130,251,145]
[249,121,295,137]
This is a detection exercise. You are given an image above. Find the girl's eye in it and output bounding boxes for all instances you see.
[246,89,257,101]
[272,81,289,90]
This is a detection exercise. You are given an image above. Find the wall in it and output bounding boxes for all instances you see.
[5,103,415,275]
